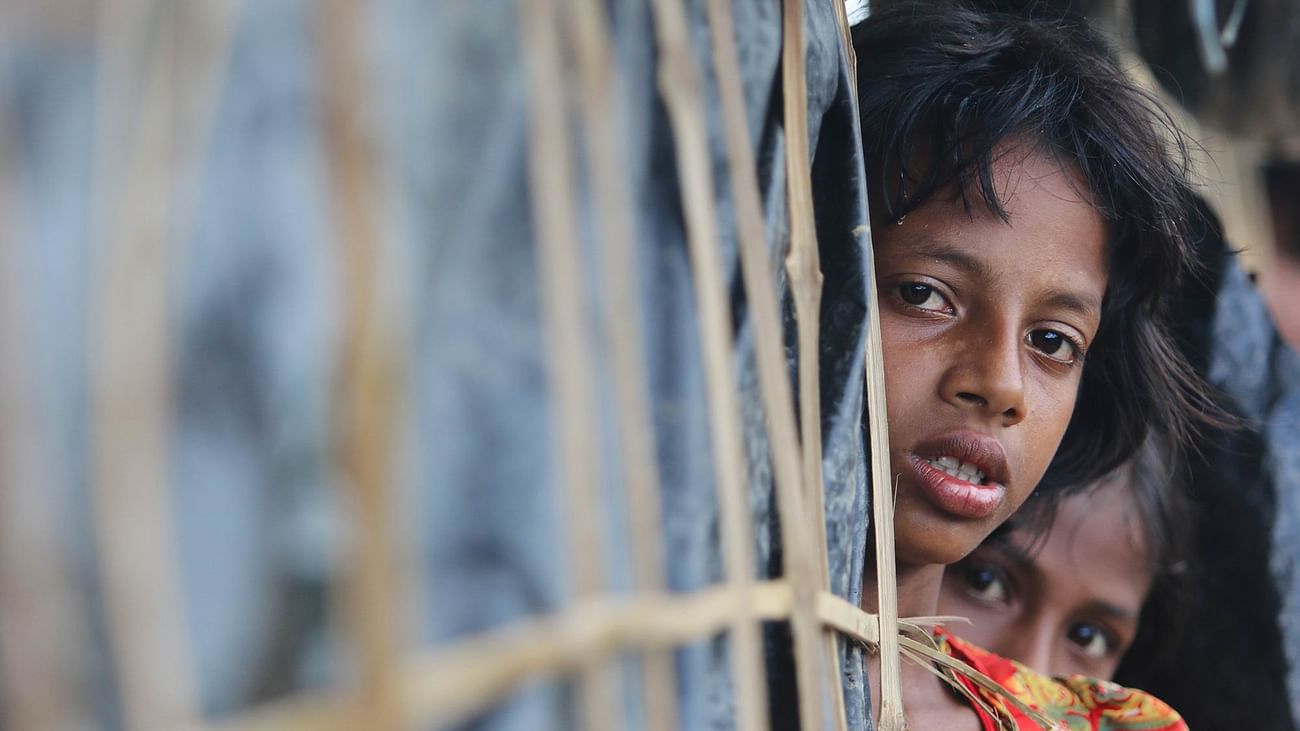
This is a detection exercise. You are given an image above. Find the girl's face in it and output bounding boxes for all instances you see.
[873,146,1108,569]
[936,477,1154,680]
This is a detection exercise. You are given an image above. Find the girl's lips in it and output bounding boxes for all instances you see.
[907,454,1007,520]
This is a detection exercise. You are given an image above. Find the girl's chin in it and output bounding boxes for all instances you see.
[891,514,993,569]
[894,540,979,570]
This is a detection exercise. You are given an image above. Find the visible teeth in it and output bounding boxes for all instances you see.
[927,457,988,484]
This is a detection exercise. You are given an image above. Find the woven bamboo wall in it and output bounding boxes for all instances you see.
[8,2,1290,729]
[0,1,915,729]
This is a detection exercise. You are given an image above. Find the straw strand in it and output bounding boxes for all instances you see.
[780,0,838,727]
[643,0,772,726]
[89,3,202,727]
[520,0,620,728]
[318,0,407,727]
[562,0,678,728]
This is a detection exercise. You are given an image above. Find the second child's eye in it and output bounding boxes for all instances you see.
[1065,622,1113,659]
[958,562,1010,605]
[898,283,949,312]
[1027,329,1080,362]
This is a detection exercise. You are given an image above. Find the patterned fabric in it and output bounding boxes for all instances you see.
[936,629,1187,731]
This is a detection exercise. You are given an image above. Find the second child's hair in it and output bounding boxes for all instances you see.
[852,3,1216,493]
[1114,432,1190,664]
[1115,396,1294,729]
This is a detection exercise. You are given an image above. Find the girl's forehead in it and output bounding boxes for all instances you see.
[1035,486,1153,606]
[874,150,1109,319]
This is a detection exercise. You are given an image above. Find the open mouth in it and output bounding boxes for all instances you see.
[922,455,990,486]
[911,430,1010,487]
[908,455,1006,519]
[905,431,1011,520]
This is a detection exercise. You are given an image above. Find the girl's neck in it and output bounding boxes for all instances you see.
[861,560,982,729]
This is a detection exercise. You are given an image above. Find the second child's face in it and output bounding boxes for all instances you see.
[937,477,1153,680]
[873,146,1108,569]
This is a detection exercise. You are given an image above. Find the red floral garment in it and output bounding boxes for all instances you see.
[935,628,1188,731]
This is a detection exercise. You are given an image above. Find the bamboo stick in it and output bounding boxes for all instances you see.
[210,582,794,731]
[86,0,244,726]
[206,581,1033,731]
[860,227,906,728]
[409,583,793,730]
[706,0,845,727]
[560,2,678,729]
[641,0,771,728]
[204,696,356,731]
[779,0,839,727]
[318,0,406,728]
[88,3,201,727]
[0,100,91,731]
[519,0,620,729]
[824,2,910,725]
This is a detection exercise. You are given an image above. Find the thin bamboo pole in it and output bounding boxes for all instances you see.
[209,581,798,731]
[824,2,908,725]
[205,695,355,731]
[205,582,1032,731]
[829,0,857,83]
[88,2,201,728]
[861,235,905,729]
[641,0,770,728]
[706,0,844,727]
[318,0,405,728]
[779,0,837,727]
[561,2,678,729]
[88,0,246,725]
[411,583,795,730]
[0,102,91,731]
[400,589,996,731]
[519,0,620,729]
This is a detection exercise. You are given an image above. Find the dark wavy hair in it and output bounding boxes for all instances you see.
[1115,393,1294,730]
[1111,430,1190,670]
[852,2,1216,493]
[1113,201,1296,730]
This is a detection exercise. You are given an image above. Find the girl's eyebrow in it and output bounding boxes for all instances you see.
[908,240,992,279]
[1081,600,1140,625]
[908,239,1102,321]
[1041,290,1102,323]
[996,540,1141,623]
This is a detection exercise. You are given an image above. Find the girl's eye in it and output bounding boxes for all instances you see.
[959,562,1010,605]
[1027,329,1080,362]
[1065,622,1113,659]
[897,283,948,312]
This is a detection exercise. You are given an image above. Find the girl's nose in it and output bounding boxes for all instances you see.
[940,324,1027,426]
[997,618,1056,677]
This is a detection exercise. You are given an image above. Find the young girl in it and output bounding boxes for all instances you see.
[937,438,1183,682]
[852,4,1209,728]
[940,424,1297,731]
